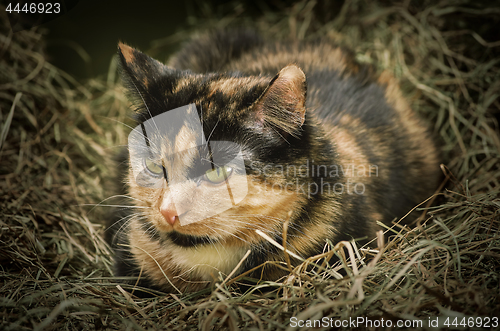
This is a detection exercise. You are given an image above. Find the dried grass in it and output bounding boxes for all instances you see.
[1,0,499,330]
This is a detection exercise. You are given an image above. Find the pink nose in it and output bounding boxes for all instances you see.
[160,203,178,226]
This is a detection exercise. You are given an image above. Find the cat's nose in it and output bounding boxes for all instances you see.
[160,202,178,226]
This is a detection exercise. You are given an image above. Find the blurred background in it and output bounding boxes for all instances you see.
[25,0,344,80]
[8,0,498,83]
[3,0,360,81]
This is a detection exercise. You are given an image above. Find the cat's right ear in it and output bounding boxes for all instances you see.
[253,65,307,137]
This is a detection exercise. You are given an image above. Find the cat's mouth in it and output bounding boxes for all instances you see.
[171,212,188,226]
[166,231,214,247]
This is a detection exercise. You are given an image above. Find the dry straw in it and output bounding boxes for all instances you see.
[1,0,499,330]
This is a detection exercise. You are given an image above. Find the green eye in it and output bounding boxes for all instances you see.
[204,166,232,184]
[144,158,164,176]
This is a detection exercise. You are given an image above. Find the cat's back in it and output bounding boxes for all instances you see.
[168,29,359,77]
[169,29,440,223]
[169,30,400,124]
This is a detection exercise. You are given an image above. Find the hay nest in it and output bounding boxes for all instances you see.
[1,1,499,330]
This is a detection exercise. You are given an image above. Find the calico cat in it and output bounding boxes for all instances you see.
[107,30,440,294]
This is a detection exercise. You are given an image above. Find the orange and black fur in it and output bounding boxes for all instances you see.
[107,30,440,293]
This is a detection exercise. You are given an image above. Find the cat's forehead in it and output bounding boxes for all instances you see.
[137,103,204,151]
[169,74,269,116]
[131,102,242,163]
[131,72,272,164]
[206,76,264,97]
[132,70,270,127]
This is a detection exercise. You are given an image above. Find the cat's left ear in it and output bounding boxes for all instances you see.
[254,64,307,136]
[117,42,169,95]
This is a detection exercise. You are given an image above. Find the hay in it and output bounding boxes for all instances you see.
[1,0,499,329]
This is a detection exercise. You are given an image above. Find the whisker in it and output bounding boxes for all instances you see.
[84,194,149,214]
[206,118,220,144]
[82,204,149,209]
[96,116,137,131]
[108,212,149,239]
[103,194,148,203]
[130,79,160,133]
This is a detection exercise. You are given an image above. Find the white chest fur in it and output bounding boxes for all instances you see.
[128,220,249,283]
[168,241,249,280]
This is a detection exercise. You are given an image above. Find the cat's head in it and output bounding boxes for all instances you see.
[117,42,310,247]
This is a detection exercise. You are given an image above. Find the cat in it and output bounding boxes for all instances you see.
[106,29,440,294]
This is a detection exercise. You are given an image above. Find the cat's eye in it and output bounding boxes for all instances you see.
[144,158,164,177]
[204,166,232,184]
